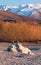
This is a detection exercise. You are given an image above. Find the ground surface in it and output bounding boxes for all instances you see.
[0,42,41,65]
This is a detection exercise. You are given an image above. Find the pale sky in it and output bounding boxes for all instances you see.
[0,0,41,6]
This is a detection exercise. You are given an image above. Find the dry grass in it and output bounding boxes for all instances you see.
[0,21,41,42]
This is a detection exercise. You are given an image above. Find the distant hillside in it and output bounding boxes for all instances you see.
[0,10,41,24]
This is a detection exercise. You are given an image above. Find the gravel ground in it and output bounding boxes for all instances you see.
[0,42,41,65]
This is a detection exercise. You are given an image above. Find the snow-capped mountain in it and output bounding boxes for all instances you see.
[0,4,41,17]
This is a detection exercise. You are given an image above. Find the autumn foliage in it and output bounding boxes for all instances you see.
[0,21,41,42]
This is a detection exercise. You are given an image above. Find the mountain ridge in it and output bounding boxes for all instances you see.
[0,4,41,16]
